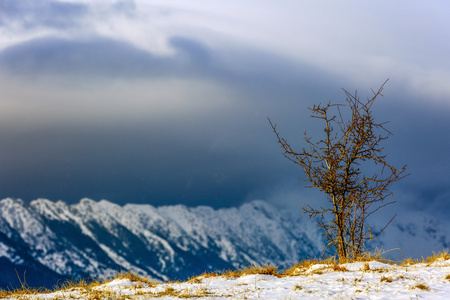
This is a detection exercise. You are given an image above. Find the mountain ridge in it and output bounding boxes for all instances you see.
[0,198,322,289]
[1,197,448,289]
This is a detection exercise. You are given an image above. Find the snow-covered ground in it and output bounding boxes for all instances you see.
[6,260,450,299]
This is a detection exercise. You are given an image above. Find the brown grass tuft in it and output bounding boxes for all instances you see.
[426,249,450,264]
[158,286,178,297]
[221,263,280,278]
[193,270,220,279]
[220,269,244,278]
[0,286,49,298]
[349,248,396,265]
[332,264,348,272]
[113,271,157,286]
[401,249,450,266]
[242,264,280,277]
[0,271,51,298]
[283,257,336,276]
[362,262,371,271]
[400,257,420,266]
[57,277,104,291]
[411,283,430,291]
[150,285,214,298]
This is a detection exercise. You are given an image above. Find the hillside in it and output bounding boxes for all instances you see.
[3,257,450,299]
[0,198,322,289]
[1,197,449,291]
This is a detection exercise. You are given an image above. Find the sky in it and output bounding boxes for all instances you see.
[0,0,449,225]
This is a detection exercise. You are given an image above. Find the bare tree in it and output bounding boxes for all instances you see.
[268,79,408,262]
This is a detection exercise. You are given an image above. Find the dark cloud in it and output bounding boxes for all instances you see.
[170,37,213,67]
[0,72,445,213]
[0,33,341,93]
[0,35,218,78]
[0,32,448,223]
[0,37,340,208]
[0,0,88,30]
[0,36,166,76]
[0,120,284,208]
[112,0,136,15]
[381,102,450,219]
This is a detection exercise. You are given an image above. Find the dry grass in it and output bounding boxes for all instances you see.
[147,285,214,298]
[309,269,324,275]
[402,249,450,266]
[0,271,53,298]
[187,270,221,284]
[3,249,450,298]
[282,249,398,277]
[241,264,280,277]
[113,271,157,286]
[283,257,336,276]
[221,263,281,278]
[0,272,151,299]
[187,277,203,284]
[351,248,397,265]
[400,257,420,266]
[283,257,351,277]
[0,286,50,299]
[156,286,178,297]
[220,269,244,278]
[179,286,212,298]
[362,262,371,272]
[81,289,130,300]
[425,249,450,264]
[57,277,104,292]
[371,267,391,273]
[332,264,348,272]
[411,283,430,291]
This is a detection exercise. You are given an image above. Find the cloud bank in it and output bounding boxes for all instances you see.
[0,1,448,226]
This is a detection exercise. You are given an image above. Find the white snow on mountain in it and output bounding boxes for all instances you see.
[0,197,448,290]
[0,198,323,288]
[376,209,450,260]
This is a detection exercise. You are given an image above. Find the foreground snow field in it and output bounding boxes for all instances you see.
[5,260,450,299]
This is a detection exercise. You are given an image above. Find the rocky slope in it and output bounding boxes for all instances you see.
[0,198,322,289]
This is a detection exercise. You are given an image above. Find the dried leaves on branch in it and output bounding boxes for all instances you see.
[269,79,408,262]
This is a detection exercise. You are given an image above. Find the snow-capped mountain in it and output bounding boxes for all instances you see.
[376,210,450,260]
[0,198,323,289]
[1,197,448,290]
